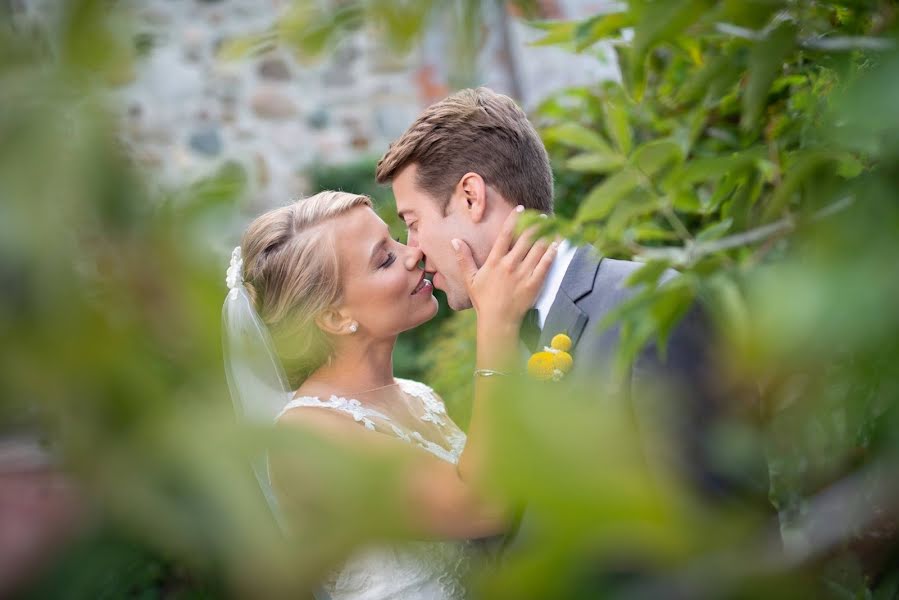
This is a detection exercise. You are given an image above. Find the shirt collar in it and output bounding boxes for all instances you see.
[533,239,577,329]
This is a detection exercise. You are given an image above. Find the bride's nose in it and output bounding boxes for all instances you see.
[403,246,424,270]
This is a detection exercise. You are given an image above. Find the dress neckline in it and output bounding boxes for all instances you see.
[278,379,464,464]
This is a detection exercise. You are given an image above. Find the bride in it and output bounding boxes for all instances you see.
[223,190,556,599]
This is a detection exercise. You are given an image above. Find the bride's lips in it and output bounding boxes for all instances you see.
[411,271,433,296]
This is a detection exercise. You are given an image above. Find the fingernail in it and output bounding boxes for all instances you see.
[551,241,559,250]
[539,213,548,219]
[451,239,461,251]
[515,205,525,213]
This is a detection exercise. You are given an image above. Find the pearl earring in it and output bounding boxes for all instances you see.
[349,322,358,333]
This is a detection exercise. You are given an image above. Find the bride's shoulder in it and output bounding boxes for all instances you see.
[395,378,437,398]
[396,378,447,412]
[277,393,387,433]
[277,395,347,425]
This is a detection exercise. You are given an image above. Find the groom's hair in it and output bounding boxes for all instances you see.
[376,87,553,214]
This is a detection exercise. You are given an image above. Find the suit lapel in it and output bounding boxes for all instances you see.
[538,246,602,351]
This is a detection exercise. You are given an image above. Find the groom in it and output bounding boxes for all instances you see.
[376,87,740,548]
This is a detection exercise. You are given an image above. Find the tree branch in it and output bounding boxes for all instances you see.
[634,196,854,267]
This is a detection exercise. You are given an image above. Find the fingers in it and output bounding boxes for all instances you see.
[451,238,477,285]
[506,224,542,265]
[521,234,552,273]
[529,240,559,288]
[487,205,525,263]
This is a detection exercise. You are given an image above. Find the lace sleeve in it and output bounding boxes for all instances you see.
[277,395,391,431]
[396,379,466,460]
[396,379,448,423]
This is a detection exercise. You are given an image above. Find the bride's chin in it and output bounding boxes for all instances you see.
[403,299,439,331]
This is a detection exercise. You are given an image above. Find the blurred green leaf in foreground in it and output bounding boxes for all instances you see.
[2,0,898,598]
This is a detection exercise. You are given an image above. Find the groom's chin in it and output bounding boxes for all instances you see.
[445,293,473,312]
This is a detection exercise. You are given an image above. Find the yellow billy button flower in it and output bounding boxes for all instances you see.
[550,333,572,352]
[527,333,575,382]
[553,351,573,374]
[527,351,556,381]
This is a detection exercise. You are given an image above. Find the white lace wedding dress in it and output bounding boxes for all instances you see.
[275,378,477,600]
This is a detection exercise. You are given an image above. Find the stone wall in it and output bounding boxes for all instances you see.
[16,0,621,208]
[117,0,428,208]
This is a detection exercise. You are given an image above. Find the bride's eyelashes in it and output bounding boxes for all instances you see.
[379,251,397,269]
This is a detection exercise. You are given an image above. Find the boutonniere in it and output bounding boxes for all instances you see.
[527,333,574,382]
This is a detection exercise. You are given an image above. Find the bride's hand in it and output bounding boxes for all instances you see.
[452,206,557,333]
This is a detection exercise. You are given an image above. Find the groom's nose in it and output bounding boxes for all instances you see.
[422,255,437,274]
[403,246,424,270]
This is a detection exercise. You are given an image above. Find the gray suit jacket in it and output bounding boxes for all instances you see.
[541,245,724,481]
[484,246,752,561]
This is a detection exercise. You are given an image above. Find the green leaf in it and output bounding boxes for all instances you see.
[742,20,798,130]
[630,0,711,87]
[771,74,808,94]
[374,0,431,53]
[573,12,635,52]
[526,18,570,32]
[60,0,136,79]
[630,223,679,242]
[762,151,838,221]
[625,260,672,288]
[278,3,363,56]
[616,316,658,374]
[676,50,743,106]
[711,0,783,30]
[706,275,750,350]
[606,189,661,239]
[835,153,864,178]
[618,45,647,102]
[650,277,696,357]
[185,161,248,210]
[722,172,762,229]
[673,191,703,214]
[603,96,633,155]
[218,32,276,60]
[705,171,743,214]
[542,123,614,153]
[566,151,626,173]
[599,285,656,332]
[631,139,684,177]
[528,20,577,46]
[576,168,643,222]
[696,217,733,242]
[674,147,767,186]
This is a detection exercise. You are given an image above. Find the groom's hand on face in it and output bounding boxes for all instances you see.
[451,206,557,322]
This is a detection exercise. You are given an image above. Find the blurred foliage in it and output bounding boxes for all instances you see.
[424,0,899,596]
[220,0,540,88]
[22,529,224,600]
[1,0,898,599]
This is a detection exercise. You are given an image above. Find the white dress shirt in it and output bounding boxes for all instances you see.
[532,239,577,329]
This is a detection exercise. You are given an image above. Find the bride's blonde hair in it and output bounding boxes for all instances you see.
[240,190,372,388]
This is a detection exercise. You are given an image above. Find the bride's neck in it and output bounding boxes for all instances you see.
[306,335,397,392]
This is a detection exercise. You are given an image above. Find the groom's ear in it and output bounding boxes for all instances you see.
[315,308,354,336]
[458,172,488,224]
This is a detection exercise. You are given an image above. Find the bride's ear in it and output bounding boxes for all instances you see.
[457,172,487,223]
[315,308,356,336]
